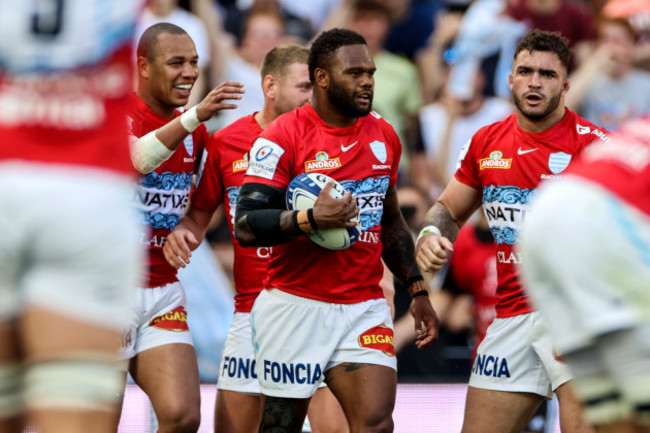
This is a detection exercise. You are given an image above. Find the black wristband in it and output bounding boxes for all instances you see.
[412,290,429,298]
[307,208,319,230]
[291,210,300,232]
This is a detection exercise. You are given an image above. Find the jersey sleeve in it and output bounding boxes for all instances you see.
[243,119,294,189]
[383,119,402,186]
[454,131,482,189]
[191,137,224,213]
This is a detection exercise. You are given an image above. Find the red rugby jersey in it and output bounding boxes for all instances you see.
[0,0,143,174]
[128,94,210,288]
[567,117,650,217]
[0,46,135,175]
[191,114,266,312]
[242,103,401,303]
[455,109,608,317]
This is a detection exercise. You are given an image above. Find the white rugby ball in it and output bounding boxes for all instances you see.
[286,172,362,250]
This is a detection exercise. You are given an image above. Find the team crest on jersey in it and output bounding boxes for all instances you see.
[548,152,572,174]
[358,324,395,356]
[370,140,387,163]
[576,124,591,135]
[183,135,194,156]
[305,151,341,171]
[232,153,249,172]
[480,151,512,170]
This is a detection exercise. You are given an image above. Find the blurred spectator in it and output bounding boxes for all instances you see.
[566,15,650,131]
[208,4,287,131]
[383,0,444,61]
[135,0,211,106]
[507,0,597,69]
[416,7,465,104]
[344,0,424,180]
[234,0,340,35]
[445,0,527,100]
[414,66,512,198]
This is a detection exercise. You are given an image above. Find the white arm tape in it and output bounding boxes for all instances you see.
[416,225,442,244]
[130,131,175,174]
[180,106,201,133]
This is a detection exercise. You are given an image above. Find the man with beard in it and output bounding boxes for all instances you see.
[163,43,348,433]
[416,30,608,433]
[233,28,439,433]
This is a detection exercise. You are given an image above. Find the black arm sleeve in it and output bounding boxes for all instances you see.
[234,182,295,247]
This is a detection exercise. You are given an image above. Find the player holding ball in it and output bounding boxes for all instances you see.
[234,28,438,433]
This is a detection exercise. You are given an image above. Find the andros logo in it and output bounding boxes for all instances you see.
[479,150,512,170]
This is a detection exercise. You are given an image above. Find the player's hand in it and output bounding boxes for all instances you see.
[312,181,359,229]
[195,81,245,121]
[163,227,200,269]
[410,296,439,349]
[416,232,454,272]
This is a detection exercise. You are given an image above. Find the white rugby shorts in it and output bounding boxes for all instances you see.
[120,281,194,360]
[251,289,396,398]
[469,312,573,399]
[217,312,260,394]
[520,177,650,352]
[0,163,141,330]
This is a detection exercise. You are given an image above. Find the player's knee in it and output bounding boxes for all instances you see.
[351,411,393,433]
[24,358,123,412]
[156,400,200,433]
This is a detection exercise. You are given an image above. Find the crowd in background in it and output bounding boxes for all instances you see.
[135,0,650,383]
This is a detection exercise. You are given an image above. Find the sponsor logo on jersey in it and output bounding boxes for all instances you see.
[480,151,512,170]
[305,151,341,171]
[232,153,249,172]
[183,135,194,156]
[372,164,391,170]
[255,145,274,161]
[577,124,591,135]
[472,353,511,378]
[370,140,387,163]
[358,325,395,356]
[221,356,257,379]
[497,251,523,264]
[149,306,189,332]
[548,152,572,174]
[263,360,322,384]
[247,138,285,180]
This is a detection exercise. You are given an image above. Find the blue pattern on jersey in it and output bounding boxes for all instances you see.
[482,185,536,205]
[145,213,181,230]
[483,185,536,246]
[141,171,193,190]
[340,176,390,231]
[490,227,518,245]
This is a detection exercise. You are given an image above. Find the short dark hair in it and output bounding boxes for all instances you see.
[514,29,571,72]
[308,28,367,83]
[137,23,189,62]
[260,43,310,82]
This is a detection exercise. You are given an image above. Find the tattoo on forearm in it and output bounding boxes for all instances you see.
[259,396,305,433]
[424,202,460,243]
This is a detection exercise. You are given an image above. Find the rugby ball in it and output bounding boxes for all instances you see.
[286,172,362,250]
